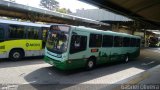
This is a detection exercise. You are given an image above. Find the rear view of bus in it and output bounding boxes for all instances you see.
[44,25,70,70]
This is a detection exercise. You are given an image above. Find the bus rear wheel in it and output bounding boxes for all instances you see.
[124,55,129,63]
[9,49,24,61]
[86,60,95,70]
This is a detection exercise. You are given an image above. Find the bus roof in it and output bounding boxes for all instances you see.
[0,19,50,27]
[75,26,140,39]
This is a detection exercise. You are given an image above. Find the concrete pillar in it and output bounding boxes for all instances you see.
[117,23,119,32]
[144,29,147,47]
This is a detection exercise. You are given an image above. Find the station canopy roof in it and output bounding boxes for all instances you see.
[80,0,160,29]
[0,0,109,29]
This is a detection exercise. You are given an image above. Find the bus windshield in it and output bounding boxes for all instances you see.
[46,25,70,54]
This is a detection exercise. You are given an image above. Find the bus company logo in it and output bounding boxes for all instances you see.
[0,45,5,49]
[26,43,40,47]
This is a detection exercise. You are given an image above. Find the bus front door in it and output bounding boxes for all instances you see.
[68,30,88,68]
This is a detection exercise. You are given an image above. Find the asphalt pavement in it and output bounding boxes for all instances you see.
[0,48,160,90]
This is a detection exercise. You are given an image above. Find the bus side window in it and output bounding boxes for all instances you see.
[0,26,4,42]
[136,39,141,47]
[70,35,87,54]
[9,25,25,39]
[123,37,130,47]
[42,27,49,48]
[102,35,113,47]
[130,38,137,47]
[27,26,40,39]
[89,34,102,47]
[114,36,123,47]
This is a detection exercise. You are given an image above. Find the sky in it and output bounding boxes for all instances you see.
[6,0,98,12]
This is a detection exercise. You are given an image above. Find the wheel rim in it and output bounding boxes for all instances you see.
[88,61,94,68]
[13,52,20,59]
[125,56,128,62]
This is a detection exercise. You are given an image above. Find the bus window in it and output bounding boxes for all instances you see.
[89,34,102,47]
[42,27,48,41]
[42,27,49,48]
[130,38,137,47]
[123,37,130,47]
[102,35,113,47]
[0,26,4,41]
[136,39,141,47]
[9,25,25,39]
[27,26,40,39]
[114,36,123,47]
[70,35,87,54]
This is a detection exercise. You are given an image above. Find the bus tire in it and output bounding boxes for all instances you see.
[86,59,95,70]
[9,49,24,61]
[124,55,129,63]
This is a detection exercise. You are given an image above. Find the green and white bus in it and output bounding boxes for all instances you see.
[0,19,50,60]
[44,25,141,70]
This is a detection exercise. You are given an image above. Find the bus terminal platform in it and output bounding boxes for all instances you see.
[111,48,160,90]
[112,64,160,90]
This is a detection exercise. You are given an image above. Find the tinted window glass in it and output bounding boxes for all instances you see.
[102,35,113,47]
[114,36,123,47]
[27,26,40,39]
[70,35,87,54]
[42,27,48,41]
[9,25,25,39]
[123,37,130,47]
[89,34,102,47]
[136,39,141,47]
[130,38,137,47]
[42,27,49,48]
[0,26,4,40]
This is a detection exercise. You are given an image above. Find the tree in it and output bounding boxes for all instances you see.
[40,0,59,11]
[67,9,72,13]
[56,8,72,14]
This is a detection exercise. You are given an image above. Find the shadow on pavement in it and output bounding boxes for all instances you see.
[0,56,44,68]
[24,58,160,90]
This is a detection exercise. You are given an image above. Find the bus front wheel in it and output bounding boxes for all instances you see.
[9,49,24,61]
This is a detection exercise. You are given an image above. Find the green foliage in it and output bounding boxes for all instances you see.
[56,8,72,14]
[40,0,59,10]
[40,0,72,14]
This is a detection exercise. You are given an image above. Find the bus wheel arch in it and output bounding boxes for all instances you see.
[9,48,25,61]
[86,56,96,70]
